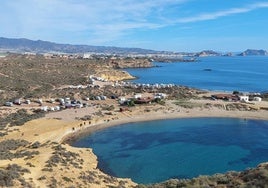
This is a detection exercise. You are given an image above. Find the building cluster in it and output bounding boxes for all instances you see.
[117,82,176,89]
[3,90,168,113]
[211,93,262,102]
[118,93,167,106]
[17,51,200,61]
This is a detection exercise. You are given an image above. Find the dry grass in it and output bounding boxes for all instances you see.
[0,54,101,103]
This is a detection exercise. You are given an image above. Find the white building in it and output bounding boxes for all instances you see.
[134,94,142,99]
[118,97,126,105]
[155,93,167,99]
[25,99,31,104]
[83,53,92,59]
[253,97,262,102]
[41,106,48,112]
[239,96,249,102]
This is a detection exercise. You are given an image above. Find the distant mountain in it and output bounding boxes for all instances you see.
[195,50,221,57]
[238,49,268,56]
[0,37,157,54]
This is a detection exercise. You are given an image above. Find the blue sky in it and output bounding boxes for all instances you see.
[1,0,268,52]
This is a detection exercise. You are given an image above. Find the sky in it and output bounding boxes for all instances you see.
[1,0,268,52]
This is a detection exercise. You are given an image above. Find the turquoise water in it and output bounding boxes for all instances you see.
[126,56,268,92]
[71,118,268,184]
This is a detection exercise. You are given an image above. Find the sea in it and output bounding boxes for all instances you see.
[71,56,268,184]
[72,118,268,184]
[126,56,268,92]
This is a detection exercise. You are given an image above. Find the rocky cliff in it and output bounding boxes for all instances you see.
[108,58,152,68]
[94,69,135,81]
[239,49,268,56]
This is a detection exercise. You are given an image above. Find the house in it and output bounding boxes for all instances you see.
[41,106,48,112]
[58,98,65,105]
[239,96,249,102]
[155,93,167,99]
[118,97,126,105]
[253,97,262,102]
[134,93,142,99]
[83,53,92,59]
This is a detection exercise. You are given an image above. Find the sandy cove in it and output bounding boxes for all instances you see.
[62,103,268,143]
[1,99,268,187]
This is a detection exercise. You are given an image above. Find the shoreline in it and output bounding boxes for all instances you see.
[63,107,268,144]
[2,97,268,187]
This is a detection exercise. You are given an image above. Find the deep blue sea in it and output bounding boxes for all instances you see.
[126,56,268,92]
[72,118,268,184]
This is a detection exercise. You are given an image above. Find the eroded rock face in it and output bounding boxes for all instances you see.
[108,58,152,68]
[95,69,135,81]
[93,58,151,81]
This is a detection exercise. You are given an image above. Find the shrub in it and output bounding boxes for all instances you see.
[28,141,41,149]
[0,164,30,187]
[63,176,73,182]
[0,139,39,160]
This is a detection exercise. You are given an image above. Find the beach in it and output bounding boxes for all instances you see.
[62,100,268,143]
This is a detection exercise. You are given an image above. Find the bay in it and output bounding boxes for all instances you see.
[71,118,268,184]
[126,56,268,92]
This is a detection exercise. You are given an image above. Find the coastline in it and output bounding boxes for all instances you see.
[1,52,268,187]
[1,97,268,187]
[62,104,268,144]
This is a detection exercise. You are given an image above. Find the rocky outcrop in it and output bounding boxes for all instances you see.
[95,69,135,81]
[195,50,221,57]
[223,52,233,56]
[238,49,268,56]
[108,58,152,68]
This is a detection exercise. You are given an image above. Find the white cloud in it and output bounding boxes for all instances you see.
[177,2,268,23]
[0,0,188,43]
[1,0,268,46]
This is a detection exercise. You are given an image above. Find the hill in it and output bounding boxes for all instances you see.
[0,37,157,54]
[238,49,268,56]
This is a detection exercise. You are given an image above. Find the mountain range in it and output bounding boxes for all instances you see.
[0,37,267,56]
[0,37,157,54]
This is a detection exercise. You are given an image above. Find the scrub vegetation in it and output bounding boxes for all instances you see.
[137,163,268,188]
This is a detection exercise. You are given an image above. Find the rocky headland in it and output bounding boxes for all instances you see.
[238,49,268,56]
[108,57,153,68]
